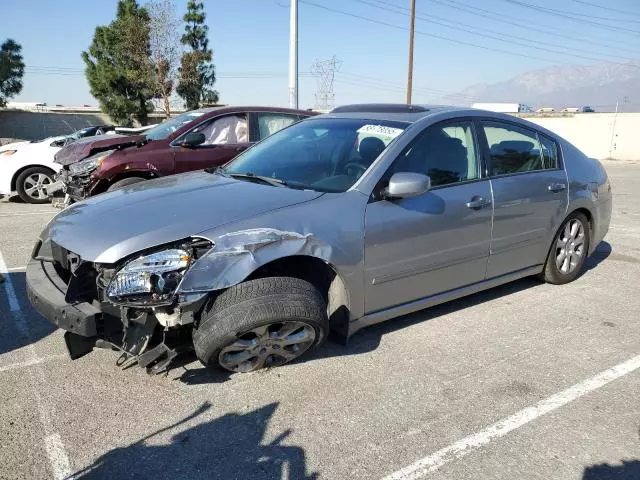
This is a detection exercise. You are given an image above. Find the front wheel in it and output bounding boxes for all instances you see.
[193,277,329,373]
[540,212,590,284]
[15,167,54,204]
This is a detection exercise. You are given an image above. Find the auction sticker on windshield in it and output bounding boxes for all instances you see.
[357,124,404,145]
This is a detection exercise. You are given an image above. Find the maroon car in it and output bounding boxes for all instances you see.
[54,106,315,202]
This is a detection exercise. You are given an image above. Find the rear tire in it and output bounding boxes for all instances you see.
[540,212,590,284]
[193,277,329,373]
[107,177,145,192]
[15,167,54,204]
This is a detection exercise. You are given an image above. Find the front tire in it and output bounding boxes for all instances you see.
[540,212,590,284]
[15,167,54,204]
[193,277,329,373]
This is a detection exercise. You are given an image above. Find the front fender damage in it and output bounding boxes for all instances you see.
[177,228,332,293]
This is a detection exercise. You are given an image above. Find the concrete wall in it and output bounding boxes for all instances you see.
[0,110,112,141]
[522,113,640,161]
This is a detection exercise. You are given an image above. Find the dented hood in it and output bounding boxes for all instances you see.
[54,134,145,166]
[40,170,324,263]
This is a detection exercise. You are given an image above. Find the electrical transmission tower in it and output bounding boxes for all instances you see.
[311,56,342,111]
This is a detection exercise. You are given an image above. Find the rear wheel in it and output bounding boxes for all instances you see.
[107,177,146,192]
[193,277,329,373]
[540,212,590,284]
[15,167,54,204]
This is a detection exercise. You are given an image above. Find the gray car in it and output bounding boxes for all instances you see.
[26,104,612,374]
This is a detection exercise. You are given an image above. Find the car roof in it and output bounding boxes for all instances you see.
[191,105,316,116]
[320,104,463,123]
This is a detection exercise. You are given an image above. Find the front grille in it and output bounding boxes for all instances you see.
[51,242,72,284]
[50,242,98,303]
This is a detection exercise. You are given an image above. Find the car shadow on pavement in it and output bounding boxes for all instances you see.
[0,272,57,355]
[177,241,615,385]
[70,401,318,480]
[582,459,640,479]
[177,275,543,385]
[585,241,613,271]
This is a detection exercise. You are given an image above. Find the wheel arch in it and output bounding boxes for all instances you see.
[11,164,56,191]
[93,170,158,195]
[245,255,351,339]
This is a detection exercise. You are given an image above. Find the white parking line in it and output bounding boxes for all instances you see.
[0,250,72,480]
[0,354,66,373]
[381,353,640,480]
[7,266,26,272]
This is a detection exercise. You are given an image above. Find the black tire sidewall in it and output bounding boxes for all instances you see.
[193,277,329,371]
[16,167,54,204]
[543,212,591,284]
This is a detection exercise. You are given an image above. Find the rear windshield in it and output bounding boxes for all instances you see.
[144,111,206,141]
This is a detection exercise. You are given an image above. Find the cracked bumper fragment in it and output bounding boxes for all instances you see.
[177,228,332,293]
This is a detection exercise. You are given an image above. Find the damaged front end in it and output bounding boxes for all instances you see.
[27,237,214,374]
[53,149,117,204]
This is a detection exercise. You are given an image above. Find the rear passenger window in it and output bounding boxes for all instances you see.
[539,135,559,169]
[482,121,545,176]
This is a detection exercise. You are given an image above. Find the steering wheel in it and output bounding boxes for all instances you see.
[343,162,368,179]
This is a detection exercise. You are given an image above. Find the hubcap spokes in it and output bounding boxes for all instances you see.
[24,173,52,200]
[219,321,316,373]
[555,219,585,274]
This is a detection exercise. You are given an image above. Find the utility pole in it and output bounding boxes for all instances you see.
[289,0,299,109]
[406,0,416,104]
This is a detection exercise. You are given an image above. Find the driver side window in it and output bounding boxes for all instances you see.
[391,121,479,187]
[192,114,248,145]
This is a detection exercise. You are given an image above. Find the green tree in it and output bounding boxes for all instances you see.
[82,0,155,125]
[0,39,25,108]
[177,1,218,110]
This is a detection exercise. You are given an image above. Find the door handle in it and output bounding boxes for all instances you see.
[548,183,567,192]
[466,196,491,209]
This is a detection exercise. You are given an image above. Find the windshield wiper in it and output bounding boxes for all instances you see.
[227,172,287,187]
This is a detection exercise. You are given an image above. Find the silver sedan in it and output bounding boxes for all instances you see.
[26,104,612,374]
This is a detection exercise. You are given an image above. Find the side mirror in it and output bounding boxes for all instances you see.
[52,139,67,147]
[384,172,431,199]
[179,132,206,148]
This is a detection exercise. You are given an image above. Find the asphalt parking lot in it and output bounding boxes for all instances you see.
[1,160,639,480]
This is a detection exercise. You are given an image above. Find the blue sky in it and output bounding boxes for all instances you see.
[2,0,639,108]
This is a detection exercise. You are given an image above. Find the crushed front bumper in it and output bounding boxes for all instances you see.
[55,170,92,202]
[26,259,100,336]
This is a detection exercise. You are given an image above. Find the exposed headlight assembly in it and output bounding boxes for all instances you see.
[106,249,191,304]
[69,149,115,175]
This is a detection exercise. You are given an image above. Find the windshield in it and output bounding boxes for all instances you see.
[223,118,408,192]
[66,127,93,141]
[144,111,206,141]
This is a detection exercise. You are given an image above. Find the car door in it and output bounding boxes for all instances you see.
[172,113,250,173]
[478,119,569,278]
[363,119,493,314]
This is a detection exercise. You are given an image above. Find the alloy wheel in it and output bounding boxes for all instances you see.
[23,173,53,201]
[218,321,316,373]
[555,218,586,274]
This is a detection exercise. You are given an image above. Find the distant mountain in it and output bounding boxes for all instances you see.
[440,60,640,112]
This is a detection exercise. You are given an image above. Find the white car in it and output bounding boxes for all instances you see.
[0,126,114,203]
[0,136,66,203]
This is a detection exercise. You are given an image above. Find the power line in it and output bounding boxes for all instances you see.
[503,0,640,34]
[568,0,640,18]
[426,0,640,55]
[300,0,640,68]
[355,0,636,63]
[299,0,557,63]
[519,1,640,23]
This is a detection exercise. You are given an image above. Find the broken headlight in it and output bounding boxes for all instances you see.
[106,249,191,303]
[69,149,115,176]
